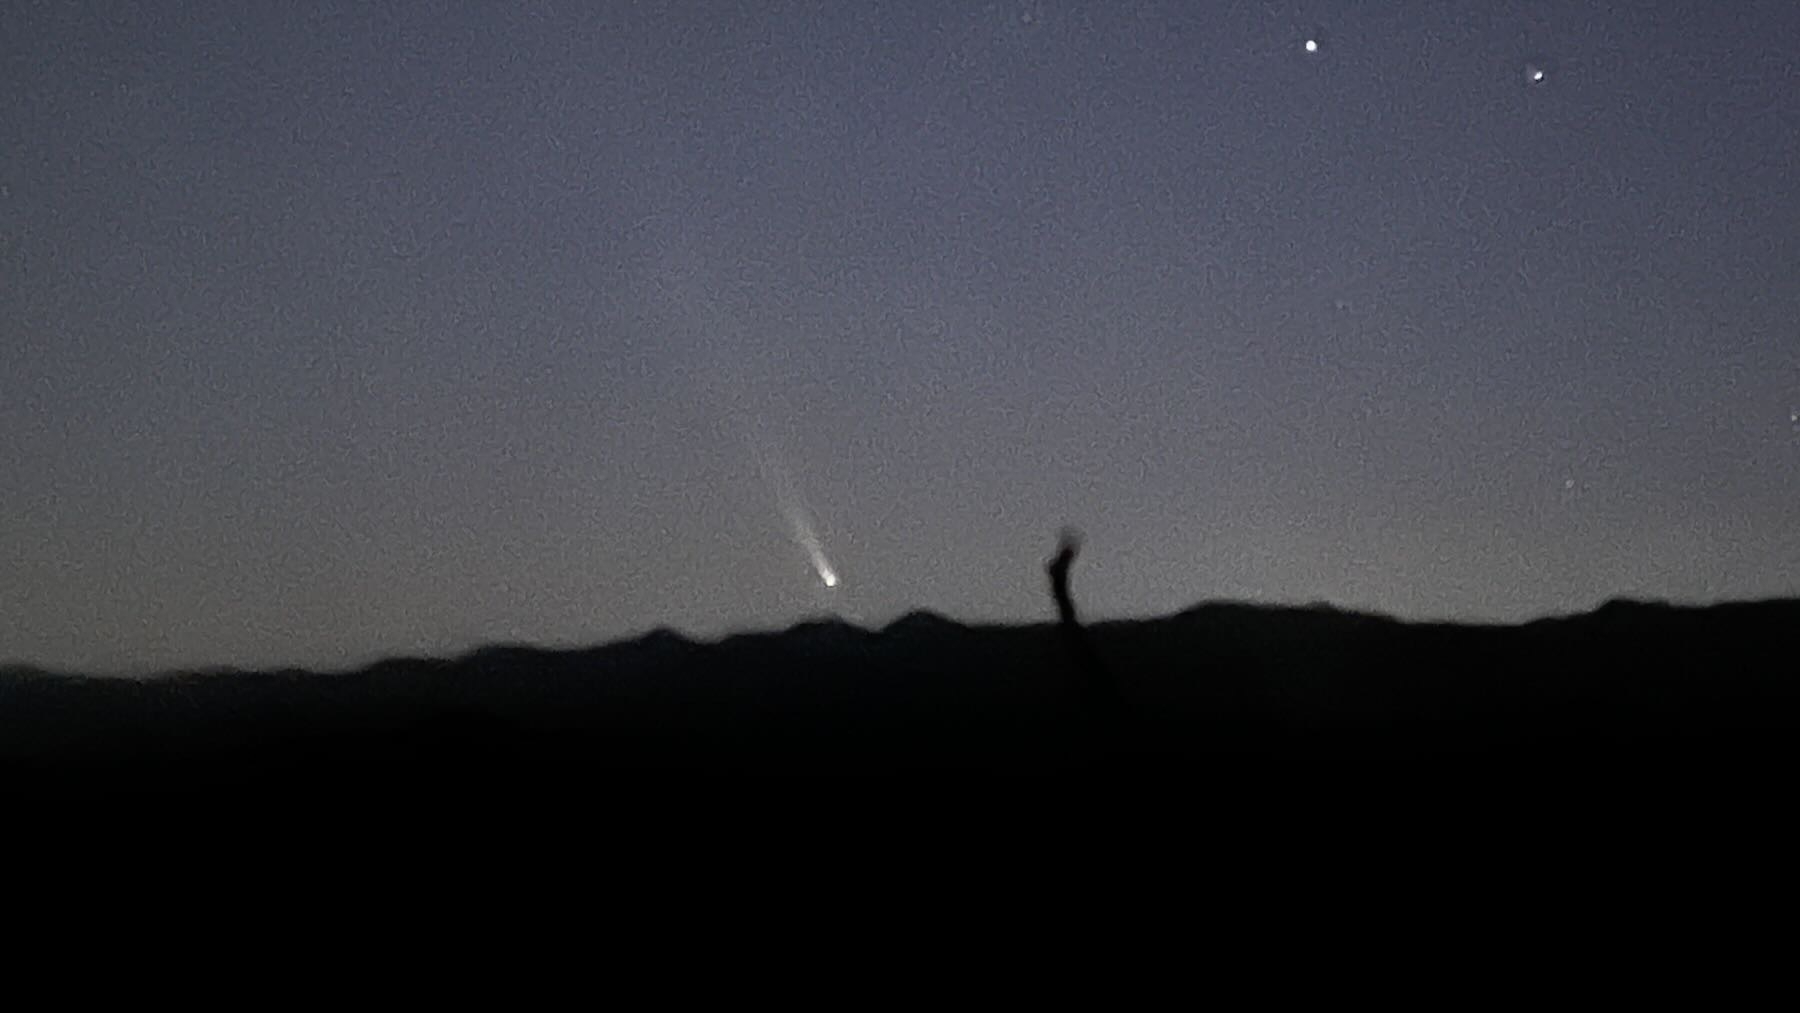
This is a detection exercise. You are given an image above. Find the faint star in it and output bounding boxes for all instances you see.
[1527,63,1547,84]
[1304,39,1319,54]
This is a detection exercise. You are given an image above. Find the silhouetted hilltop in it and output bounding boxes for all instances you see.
[883,609,966,635]
[4,597,1799,800]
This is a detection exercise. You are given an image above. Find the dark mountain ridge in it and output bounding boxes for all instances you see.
[4,595,1797,802]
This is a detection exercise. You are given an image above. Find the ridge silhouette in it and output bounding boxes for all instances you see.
[4,571,1800,798]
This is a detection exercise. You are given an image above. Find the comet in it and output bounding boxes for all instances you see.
[807,538,841,589]
[793,508,841,590]
[642,238,845,593]
[758,448,842,591]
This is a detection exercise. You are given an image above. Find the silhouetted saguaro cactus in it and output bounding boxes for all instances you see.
[1046,528,1122,759]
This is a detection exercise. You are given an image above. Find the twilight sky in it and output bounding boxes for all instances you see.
[4,1,1797,674]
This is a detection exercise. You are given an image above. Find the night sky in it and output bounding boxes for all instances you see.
[5,1,1797,674]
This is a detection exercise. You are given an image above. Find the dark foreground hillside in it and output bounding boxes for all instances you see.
[4,597,1797,806]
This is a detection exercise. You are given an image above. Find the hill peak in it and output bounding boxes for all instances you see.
[883,610,963,635]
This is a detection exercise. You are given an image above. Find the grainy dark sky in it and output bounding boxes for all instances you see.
[4,1,1797,673]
